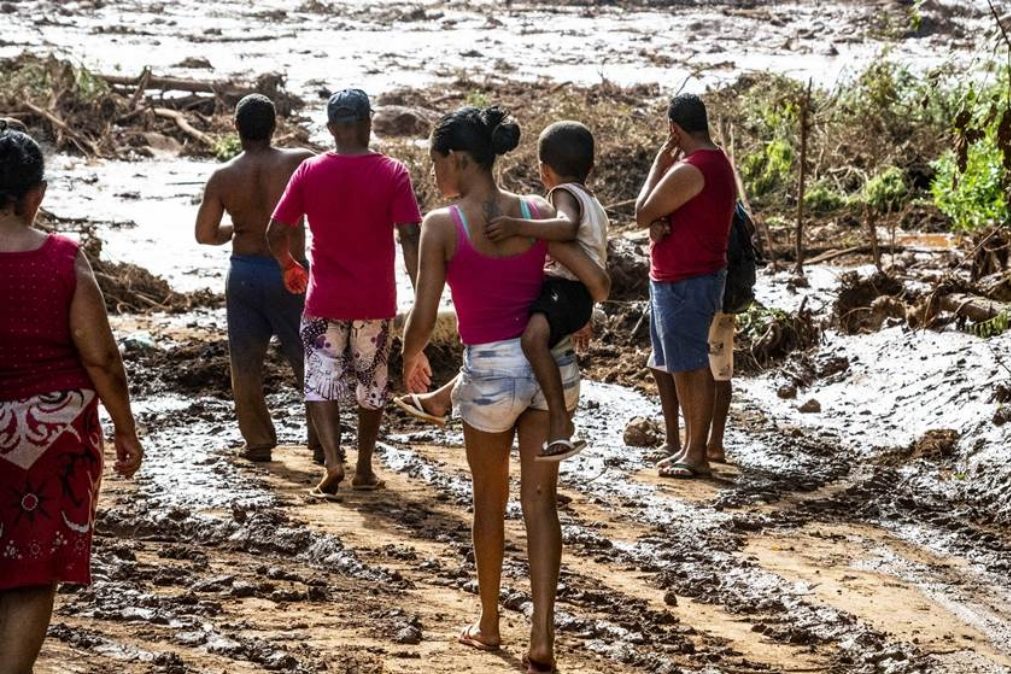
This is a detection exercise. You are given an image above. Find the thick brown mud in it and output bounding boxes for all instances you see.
[35,260,1011,673]
[6,1,1008,672]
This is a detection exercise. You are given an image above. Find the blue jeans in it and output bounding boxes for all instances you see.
[649,269,727,374]
[226,255,318,451]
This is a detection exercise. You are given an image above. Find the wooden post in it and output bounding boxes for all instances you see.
[866,203,881,271]
[794,79,813,275]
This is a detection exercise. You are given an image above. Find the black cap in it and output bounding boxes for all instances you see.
[327,88,372,124]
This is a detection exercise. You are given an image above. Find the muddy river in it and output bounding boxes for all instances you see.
[6,1,1011,673]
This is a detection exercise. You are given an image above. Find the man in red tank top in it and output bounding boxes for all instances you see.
[634,94,736,480]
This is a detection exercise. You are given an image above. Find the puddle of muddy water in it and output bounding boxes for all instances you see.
[128,395,273,509]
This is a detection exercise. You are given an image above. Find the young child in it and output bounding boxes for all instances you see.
[396,120,609,461]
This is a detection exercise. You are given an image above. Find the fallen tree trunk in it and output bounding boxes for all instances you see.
[100,71,300,114]
[102,73,250,96]
[939,293,1009,323]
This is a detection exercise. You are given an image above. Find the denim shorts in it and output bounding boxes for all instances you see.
[649,270,726,374]
[452,337,580,434]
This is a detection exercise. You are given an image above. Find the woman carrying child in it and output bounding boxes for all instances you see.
[401,107,607,673]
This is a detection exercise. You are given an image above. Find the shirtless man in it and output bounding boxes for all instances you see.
[194,94,321,462]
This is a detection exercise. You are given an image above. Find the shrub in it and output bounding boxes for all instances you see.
[932,137,1008,231]
[804,181,847,213]
[741,138,794,198]
[212,134,243,162]
[930,71,1011,233]
[862,166,909,213]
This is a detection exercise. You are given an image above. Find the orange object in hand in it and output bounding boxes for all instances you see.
[282,261,309,294]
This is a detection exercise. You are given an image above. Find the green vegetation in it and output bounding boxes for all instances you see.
[862,166,909,213]
[932,137,1008,231]
[464,90,490,108]
[212,134,243,162]
[737,304,791,343]
[804,181,847,214]
[1,55,108,102]
[969,309,1011,338]
[704,58,961,228]
[741,139,794,198]
[72,64,111,102]
[929,69,1011,233]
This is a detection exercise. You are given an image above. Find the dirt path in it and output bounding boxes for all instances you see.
[34,359,1011,673]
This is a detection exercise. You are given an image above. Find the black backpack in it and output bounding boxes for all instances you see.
[722,202,758,314]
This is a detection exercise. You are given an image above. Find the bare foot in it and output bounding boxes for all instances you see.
[707,446,727,464]
[526,629,554,673]
[351,472,385,491]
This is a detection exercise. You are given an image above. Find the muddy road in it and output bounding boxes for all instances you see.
[31,261,1011,674]
[7,1,1009,672]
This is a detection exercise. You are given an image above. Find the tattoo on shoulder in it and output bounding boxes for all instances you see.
[482,198,500,222]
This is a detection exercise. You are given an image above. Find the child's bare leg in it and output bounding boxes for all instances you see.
[521,315,569,446]
[411,374,457,417]
[708,379,731,463]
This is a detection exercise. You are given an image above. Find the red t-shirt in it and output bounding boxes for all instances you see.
[272,152,422,320]
[649,148,736,283]
[0,234,93,401]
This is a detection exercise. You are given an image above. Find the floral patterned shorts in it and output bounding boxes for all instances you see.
[300,316,392,410]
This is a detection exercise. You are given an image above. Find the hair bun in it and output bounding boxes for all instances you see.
[481,106,520,156]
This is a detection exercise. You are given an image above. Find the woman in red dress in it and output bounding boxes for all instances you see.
[0,123,143,672]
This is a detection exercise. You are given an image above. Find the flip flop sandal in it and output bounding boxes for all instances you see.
[393,394,449,427]
[536,437,588,463]
[658,461,712,479]
[307,486,341,502]
[239,445,273,462]
[457,625,499,652]
[351,479,386,492]
[648,445,681,464]
[655,452,686,468]
[308,471,342,501]
[523,655,558,673]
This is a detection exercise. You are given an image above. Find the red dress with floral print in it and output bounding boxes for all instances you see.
[1,234,103,589]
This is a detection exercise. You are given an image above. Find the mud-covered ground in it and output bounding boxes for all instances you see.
[30,260,1011,674]
[8,1,1010,672]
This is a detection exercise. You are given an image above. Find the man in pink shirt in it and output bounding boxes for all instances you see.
[267,88,422,498]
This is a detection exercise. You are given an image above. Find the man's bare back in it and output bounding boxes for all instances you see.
[195,146,314,257]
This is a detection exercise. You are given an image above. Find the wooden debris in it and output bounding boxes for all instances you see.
[153,107,215,148]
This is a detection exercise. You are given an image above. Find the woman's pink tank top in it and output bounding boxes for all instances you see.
[446,199,547,346]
